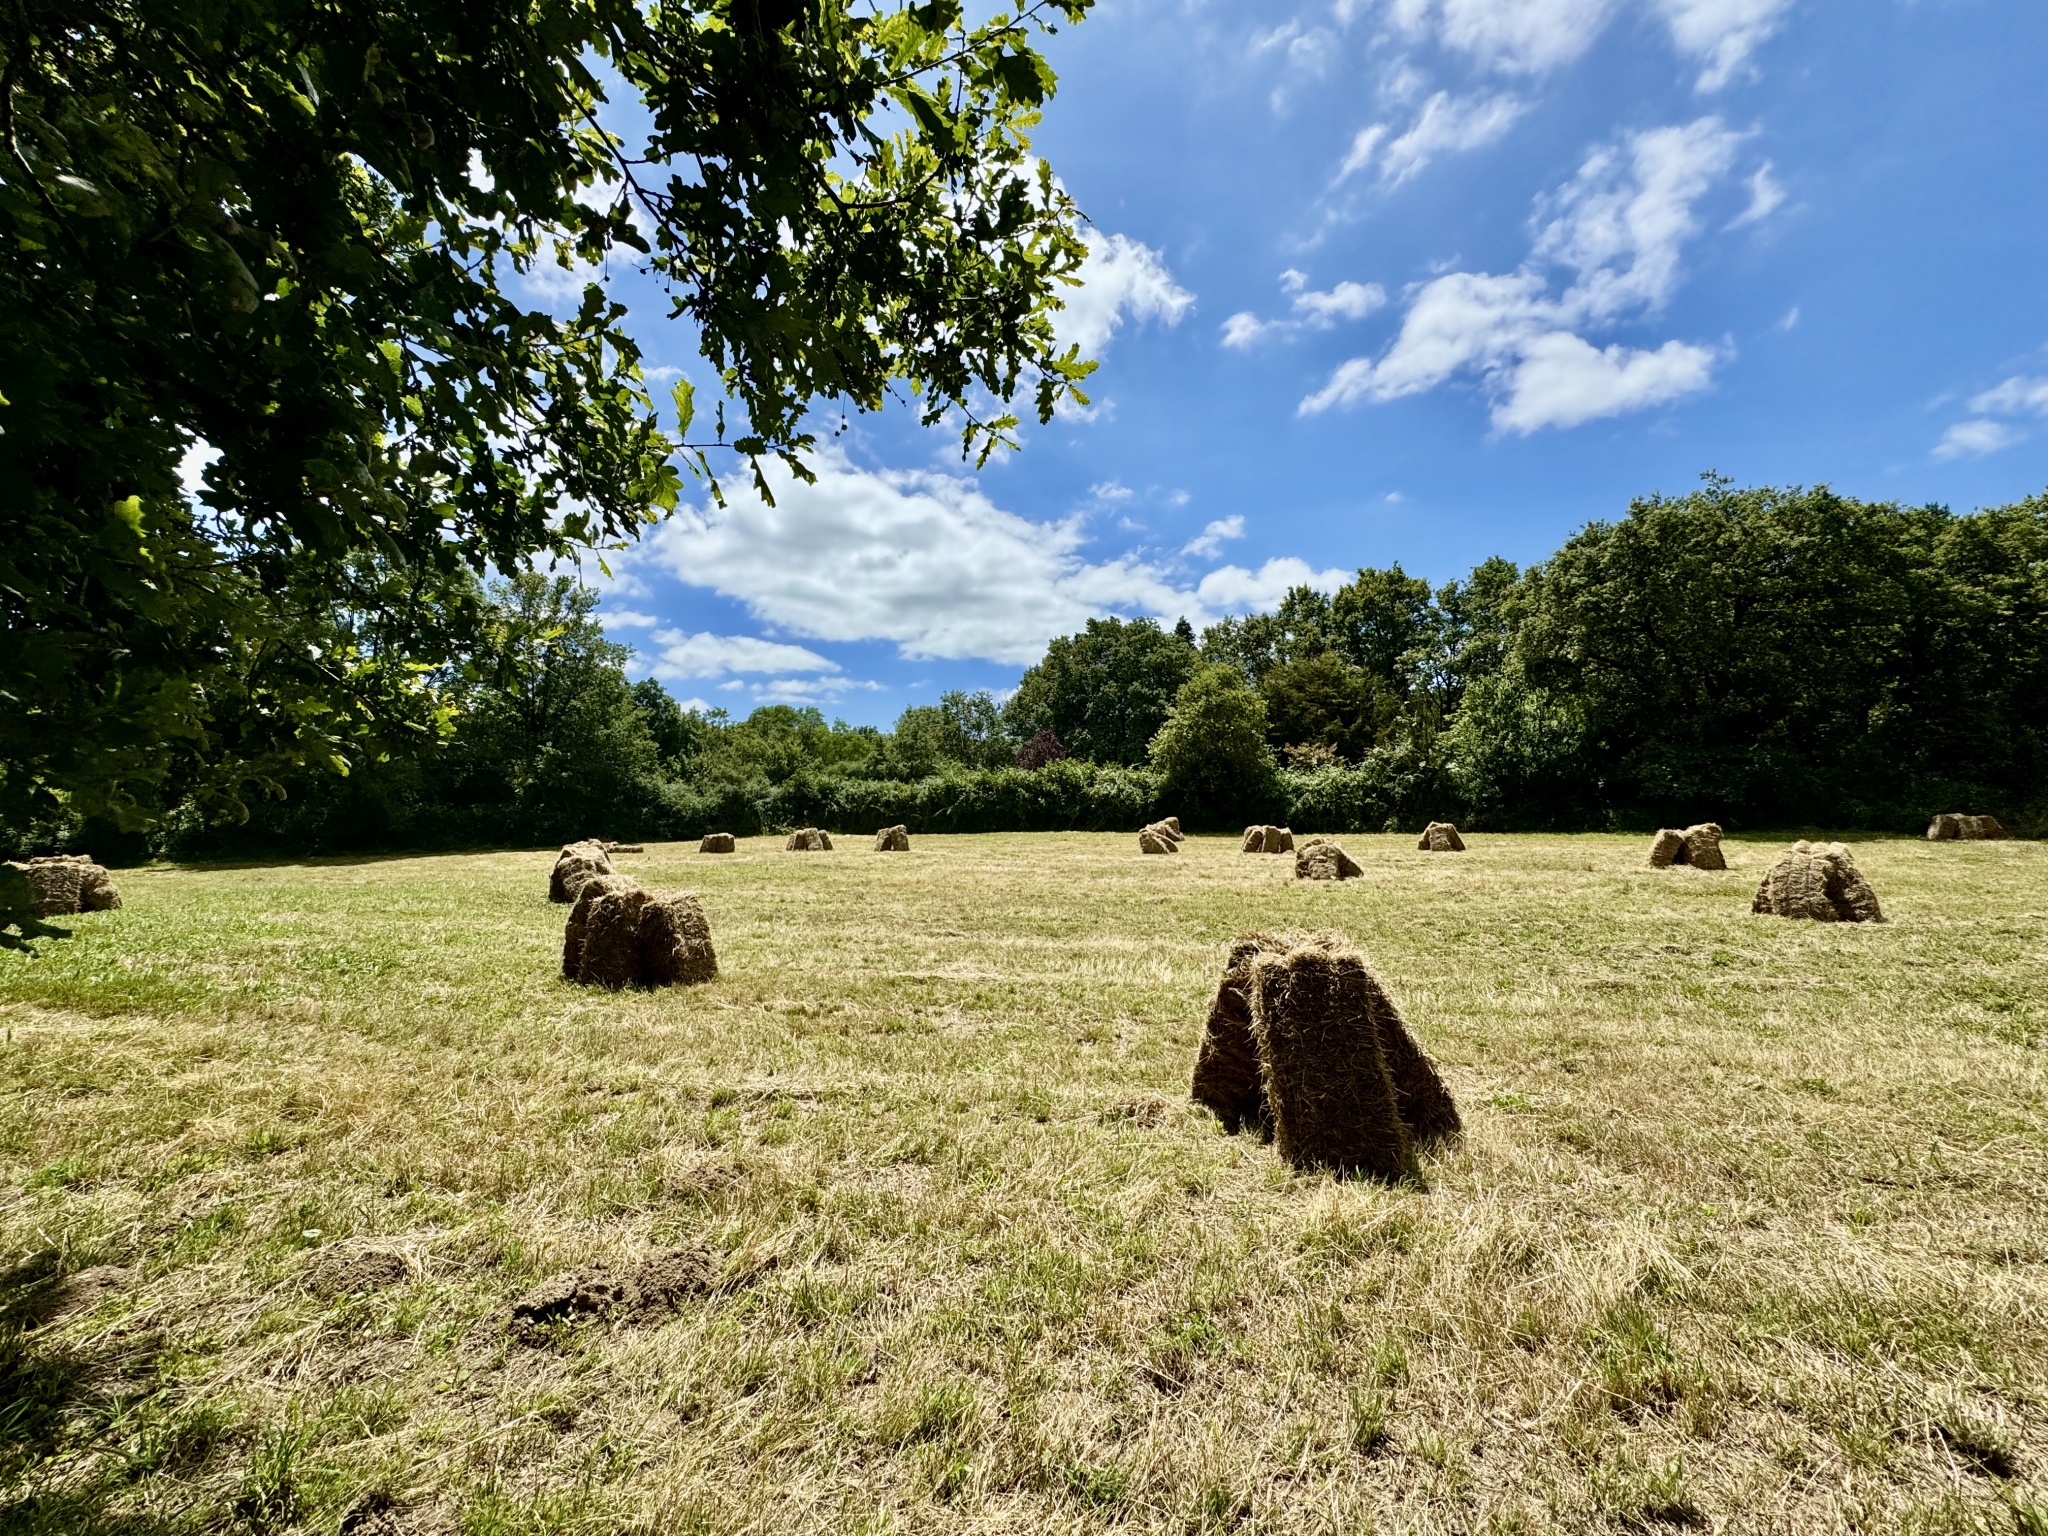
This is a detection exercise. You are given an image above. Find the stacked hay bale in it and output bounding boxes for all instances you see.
[699,833,736,853]
[1751,841,1885,923]
[602,842,645,854]
[785,828,833,851]
[1294,838,1362,881]
[1240,825,1294,854]
[1927,813,2008,840]
[1646,822,1727,870]
[4,855,123,916]
[873,825,911,852]
[1416,822,1465,852]
[549,840,614,903]
[1192,931,1459,1179]
[562,875,718,988]
[1138,819,1184,855]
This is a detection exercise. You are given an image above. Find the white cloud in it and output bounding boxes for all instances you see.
[1385,0,1618,75]
[599,609,660,630]
[1652,0,1794,91]
[1729,162,1786,227]
[1183,516,1247,558]
[1090,480,1135,503]
[1195,558,1350,612]
[1345,90,1531,188]
[1302,119,1740,431]
[1933,420,2024,460]
[647,631,841,680]
[1776,305,1799,331]
[625,448,1327,665]
[1222,275,1388,350]
[1970,376,2048,418]
[1492,332,1718,431]
[1055,230,1194,358]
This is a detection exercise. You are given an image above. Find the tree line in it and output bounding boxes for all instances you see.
[16,476,2038,862]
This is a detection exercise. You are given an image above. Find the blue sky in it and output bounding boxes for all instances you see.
[573,0,2048,725]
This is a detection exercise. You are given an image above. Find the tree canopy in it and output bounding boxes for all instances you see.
[1,0,1096,838]
[1005,616,1199,766]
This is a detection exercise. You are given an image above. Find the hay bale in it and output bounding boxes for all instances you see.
[699,833,736,853]
[549,840,613,903]
[1926,813,1963,841]
[873,825,911,852]
[1138,822,1180,854]
[577,886,655,988]
[1417,822,1466,853]
[1751,840,1885,923]
[1355,962,1462,1148]
[602,842,645,854]
[785,828,832,852]
[1241,825,1265,853]
[563,874,638,980]
[76,865,122,910]
[1294,838,1362,881]
[1961,814,2009,840]
[640,891,718,987]
[1162,817,1182,837]
[1646,829,1685,867]
[1241,825,1296,854]
[1680,822,1727,870]
[1247,940,1416,1181]
[1191,931,1287,1133]
[21,860,85,917]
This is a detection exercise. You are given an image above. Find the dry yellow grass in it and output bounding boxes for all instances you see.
[2,832,2044,1535]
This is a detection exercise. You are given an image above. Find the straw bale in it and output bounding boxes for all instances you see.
[1191,931,1287,1133]
[874,825,911,852]
[549,841,613,903]
[1962,814,2009,840]
[602,842,644,854]
[1646,829,1685,868]
[1681,822,1727,870]
[1162,817,1182,837]
[563,874,638,980]
[640,891,719,987]
[1247,940,1416,1181]
[1926,814,1962,841]
[785,828,832,852]
[1294,839,1362,881]
[1241,825,1296,854]
[1356,964,1462,1148]
[1751,840,1885,924]
[22,860,85,917]
[76,865,122,910]
[699,833,736,853]
[577,887,655,988]
[1139,823,1179,855]
[1417,822,1466,853]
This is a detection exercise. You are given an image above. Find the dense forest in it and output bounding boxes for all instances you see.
[16,479,2045,860]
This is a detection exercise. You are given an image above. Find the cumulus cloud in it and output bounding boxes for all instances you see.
[1223,273,1388,349]
[1932,420,2024,461]
[599,609,661,630]
[1342,90,1531,187]
[1652,0,1795,91]
[646,631,840,680]
[1970,375,2048,418]
[621,448,1336,665]
[1729,162,1786,227]
[1383,0,1617,75]
[1055,230,1194,358]
[1302,118,1742,431]
[1194,558,1350,612]
[1932,371,2048,459]
[1183,516,1247,558]
[1368,0,1790,89]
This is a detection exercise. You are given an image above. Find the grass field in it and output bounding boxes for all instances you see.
[2,831,2045,1535]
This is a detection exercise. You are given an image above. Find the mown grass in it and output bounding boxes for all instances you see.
[1,831,2043,1534]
